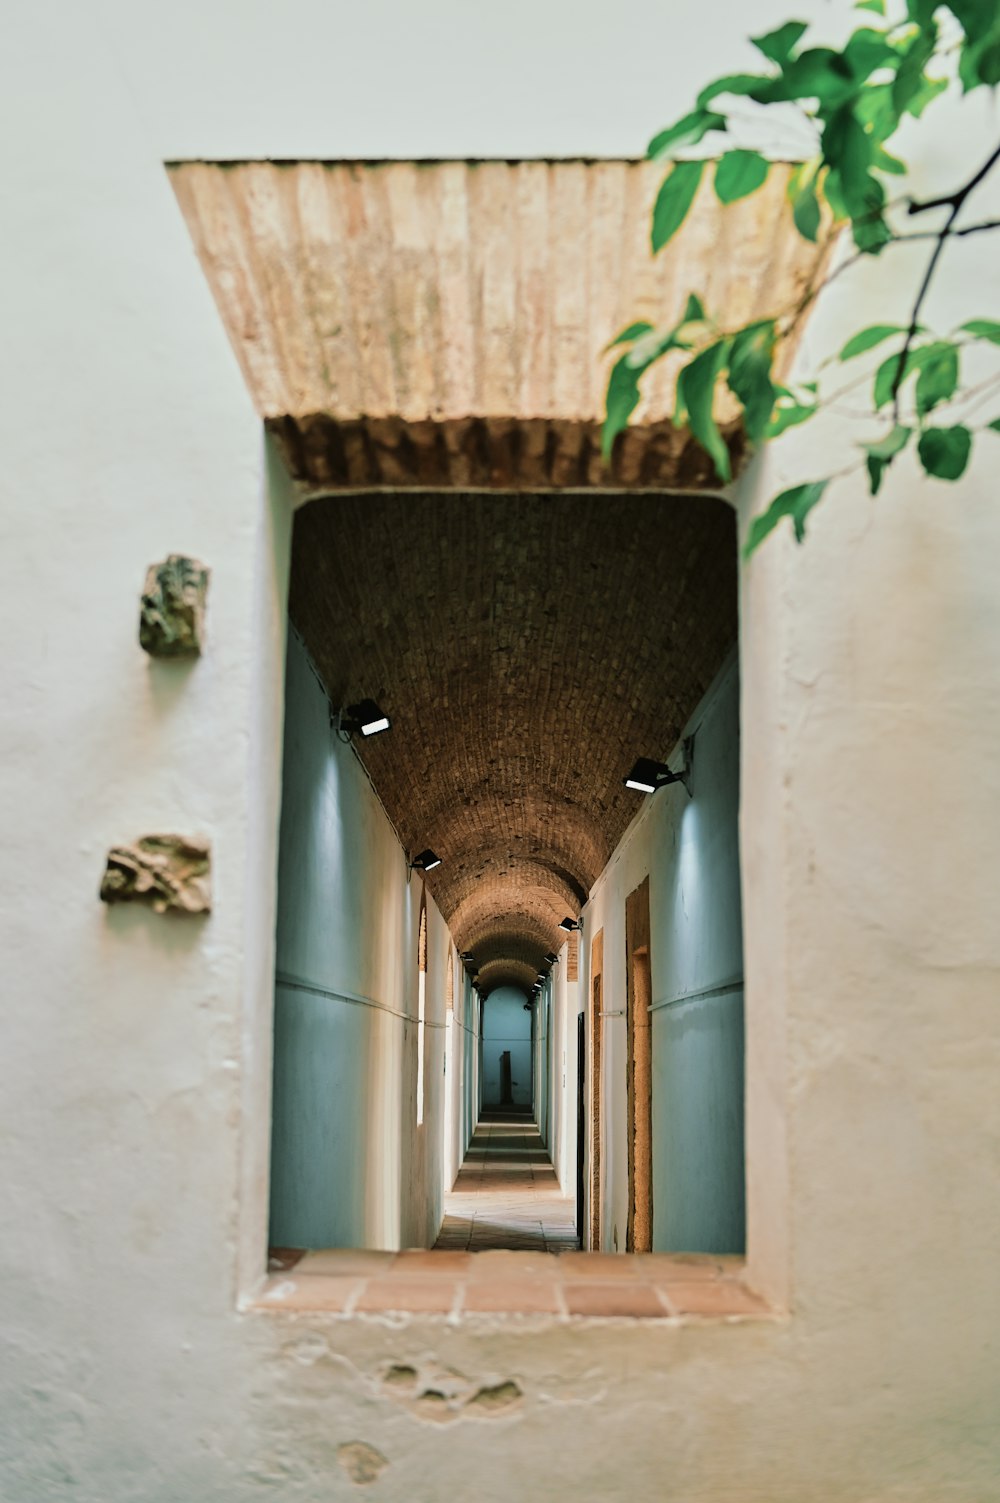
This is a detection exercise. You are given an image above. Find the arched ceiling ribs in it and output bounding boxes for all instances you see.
[478,959,538,996]
[286,491,738,992]
[447,865,586,941]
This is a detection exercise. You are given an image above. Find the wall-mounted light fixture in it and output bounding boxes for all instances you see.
[544,951,559,966]
[410,848,442,872]
[558,916,582,932]
[461,952,476,963]
[623,738,693,796]
[333,698,391,739]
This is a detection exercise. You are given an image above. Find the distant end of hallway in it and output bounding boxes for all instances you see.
[434,1111,579,1254]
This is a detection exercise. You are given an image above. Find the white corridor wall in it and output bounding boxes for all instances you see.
[269,628,449,1251]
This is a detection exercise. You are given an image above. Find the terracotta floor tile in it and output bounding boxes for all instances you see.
[554,1252,645,1280]
[637,1254,723,1282]
[462,1279,562,1314]
[468,1249,560,1279]
[355,1278,458,1314]
[659,1280,767,1317]
[296,1248,395,1276]
[564,1283,669,1318]
[395,1250,472,1272]
[257,1275,363,1312]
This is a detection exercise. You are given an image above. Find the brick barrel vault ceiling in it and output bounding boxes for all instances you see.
[289,492,737,990]
[169,159,834,491]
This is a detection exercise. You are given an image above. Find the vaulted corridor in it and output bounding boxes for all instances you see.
[266,489,749,1278]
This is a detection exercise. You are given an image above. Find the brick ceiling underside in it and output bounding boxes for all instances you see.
[289,492,737,991]
[169,159,831,491]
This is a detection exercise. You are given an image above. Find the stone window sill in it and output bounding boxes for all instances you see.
[248,1249,775,1321]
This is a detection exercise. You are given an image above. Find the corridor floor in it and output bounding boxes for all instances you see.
[433,1110,579,1253]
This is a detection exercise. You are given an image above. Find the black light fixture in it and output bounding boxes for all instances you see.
[558,916,582,932]
[544,951,558,966]
[624,739,693,796]
[335,698,391,738]
[410,848,442,872]
[461,952,476,963]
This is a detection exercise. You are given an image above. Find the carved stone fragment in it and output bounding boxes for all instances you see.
[99,835,211,914]
[139,555,209,657]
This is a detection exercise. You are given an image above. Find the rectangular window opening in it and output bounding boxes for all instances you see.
[259,490,765,1323]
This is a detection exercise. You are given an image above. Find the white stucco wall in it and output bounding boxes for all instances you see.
[3,1,1000,1498]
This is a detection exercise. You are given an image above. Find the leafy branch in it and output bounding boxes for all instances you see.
[602,0,1000,553]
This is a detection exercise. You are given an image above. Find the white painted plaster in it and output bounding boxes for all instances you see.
[3,0,1000,1498]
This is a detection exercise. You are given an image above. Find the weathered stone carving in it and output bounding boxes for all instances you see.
[139,555,209,657]
[99,835,211,914]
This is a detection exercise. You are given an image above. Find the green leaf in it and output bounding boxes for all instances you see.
[624,327,691,369]
[791,176,821,241]
[855,0,886,13]
[648,109,727,161]
[823,167,849,221]
[855,82,897,139]
[892,22,938,114]
[839,324,907,360]
[602,355,642,459]
[958,15,1000,91]
[676,339,733,483]
[960,318,1000,344]
[743,479,832,555]
[873,343,938,408]
[752,47,858,107]
[865,423,911,494]
[751,20,808,66]
[852,204,893,255]
[914,341,959,415]
[917,424,972,479]
[651,160,705,252]
[681,292,706,323]
[727,321,777,444]
[987,418,1000,432]
[873,143,907,174]
[823,108,875,214]
[905,0,937,25]
[765,388,818,438]
[905,73,948,117]
[714,149,770,204]
[603,321,654,353]
[844,27,897,79]
[696,73,768,107]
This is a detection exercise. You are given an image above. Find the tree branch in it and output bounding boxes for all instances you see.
[907,141,1000,217]
[892,139,1000,419]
